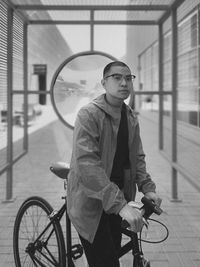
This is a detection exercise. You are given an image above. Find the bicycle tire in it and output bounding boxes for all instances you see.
[13,196,66,267]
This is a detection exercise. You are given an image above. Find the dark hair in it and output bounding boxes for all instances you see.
[103,61,130,78]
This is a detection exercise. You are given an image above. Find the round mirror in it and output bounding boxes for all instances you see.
[50,51,116,129]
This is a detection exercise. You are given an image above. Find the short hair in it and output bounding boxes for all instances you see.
[103,61,130,78]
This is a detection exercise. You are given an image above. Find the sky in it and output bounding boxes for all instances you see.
[57,25,127,59]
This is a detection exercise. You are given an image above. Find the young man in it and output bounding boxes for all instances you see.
[67,61,161,267]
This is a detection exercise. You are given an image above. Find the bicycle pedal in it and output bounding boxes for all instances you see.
[71,244,83,260]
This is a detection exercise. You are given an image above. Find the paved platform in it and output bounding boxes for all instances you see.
[0,109,200,267]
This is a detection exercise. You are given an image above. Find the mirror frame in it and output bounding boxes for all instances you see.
[50,50,117,129]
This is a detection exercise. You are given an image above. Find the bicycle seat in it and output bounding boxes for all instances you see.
[50,162,70,179]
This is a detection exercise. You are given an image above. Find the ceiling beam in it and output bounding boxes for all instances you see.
[15,5,169,11]
[158,0,185,24]
[28,20,158,25]
[134,91,172,95]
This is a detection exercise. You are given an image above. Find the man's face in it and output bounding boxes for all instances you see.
[101,65,134,101]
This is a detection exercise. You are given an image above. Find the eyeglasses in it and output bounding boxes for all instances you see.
[104,73,136,83]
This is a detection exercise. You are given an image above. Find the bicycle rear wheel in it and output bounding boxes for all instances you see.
[13,196,66,267]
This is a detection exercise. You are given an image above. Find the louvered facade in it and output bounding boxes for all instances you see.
[0,1,8,168]
[137,1,200,190]
[138,7,200,126]
[0,0,72,200]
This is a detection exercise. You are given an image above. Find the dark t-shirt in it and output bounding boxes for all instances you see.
[110,103,130,189]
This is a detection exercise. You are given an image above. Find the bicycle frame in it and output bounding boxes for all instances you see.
[14,162,164,267]
[52,198,148,267]
[49,162,152,267]
[120,228,148,267]
[35,197,83,267]
[46,197,147,267]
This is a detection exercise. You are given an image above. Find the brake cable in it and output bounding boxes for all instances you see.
[138,217,169,255]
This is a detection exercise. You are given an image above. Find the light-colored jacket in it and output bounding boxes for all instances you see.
[67,94,156,243]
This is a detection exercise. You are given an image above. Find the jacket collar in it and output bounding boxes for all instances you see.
[92,94,122,119]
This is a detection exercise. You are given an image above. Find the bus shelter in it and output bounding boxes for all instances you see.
[0,0,186,201]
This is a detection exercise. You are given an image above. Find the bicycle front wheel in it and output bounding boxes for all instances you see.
[13,196,66,267]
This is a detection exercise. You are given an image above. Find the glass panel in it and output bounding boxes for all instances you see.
[177,118,200,184]
[51,53,114,128]
[0,129,7,168]
[94,25,127,58]
[136,94,159,114]
[13,94,25,159]
[39,10,90,21]
[176,9,199,177]
[177,15,199,127]
[177,87,198,126]
[152,42,158,91]
[27,94,55,135]
[0,173,6,202]
[56,25,90,54]
[163,95,172,158]
[139,41,158,93]
[163,33,172,92]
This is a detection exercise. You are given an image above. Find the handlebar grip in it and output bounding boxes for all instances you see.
[141,197,163,218]
[121,197,163,229]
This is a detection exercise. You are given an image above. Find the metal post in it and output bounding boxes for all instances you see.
[171,7,180,201]
[90,10,94,51]
[6,6,13,201]
[158,23,164,150]
[23,22,28,151]
[198,5,200,129]
[137,55,141,110]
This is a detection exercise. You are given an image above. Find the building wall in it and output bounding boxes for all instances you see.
[126,0,200,190]
[126,25,158,86]
[135,2,200,128]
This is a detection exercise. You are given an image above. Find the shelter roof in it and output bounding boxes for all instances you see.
[8,0,184,25]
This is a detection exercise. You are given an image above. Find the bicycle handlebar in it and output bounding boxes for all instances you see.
[141,196,162,219]
[121,196,163,229]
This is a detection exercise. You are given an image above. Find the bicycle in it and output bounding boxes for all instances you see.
[13,162,168,267]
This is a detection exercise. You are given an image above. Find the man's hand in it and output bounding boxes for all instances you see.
[144,192,162,207]
[119,204,143,232]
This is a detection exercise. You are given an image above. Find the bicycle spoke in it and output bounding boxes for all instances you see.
[14,197,66,267]
[29,253,39,267]
[34,248,58,266]
[31,254,48,267]
[18,206,59,266]
[44,244,59,264]
[20,211,33,242]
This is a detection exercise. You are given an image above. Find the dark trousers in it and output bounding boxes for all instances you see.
[79,212,122,267]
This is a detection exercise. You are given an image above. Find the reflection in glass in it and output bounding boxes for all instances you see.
[52,54,114,127]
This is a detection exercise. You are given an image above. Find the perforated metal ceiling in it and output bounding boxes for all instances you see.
[7,0,184,25]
